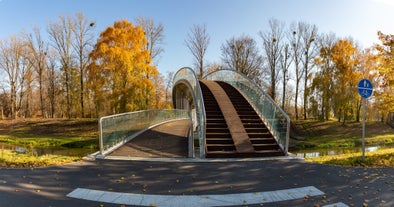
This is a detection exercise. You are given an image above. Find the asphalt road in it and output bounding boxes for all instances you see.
[0,158,393,207]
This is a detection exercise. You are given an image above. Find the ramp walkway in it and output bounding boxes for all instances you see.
[108,119,190,158]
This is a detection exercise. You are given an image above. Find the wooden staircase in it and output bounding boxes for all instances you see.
[200,80,284,158]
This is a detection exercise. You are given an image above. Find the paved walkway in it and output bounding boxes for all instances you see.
[0,158,393,207]
[108,119,190,158]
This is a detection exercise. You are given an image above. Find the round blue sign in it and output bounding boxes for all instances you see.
[357,79,373,98]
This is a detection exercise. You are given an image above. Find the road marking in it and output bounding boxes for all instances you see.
[67,186,324,207]
[323,202,349,207]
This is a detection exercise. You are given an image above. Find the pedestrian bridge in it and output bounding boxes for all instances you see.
[97,67,290,159]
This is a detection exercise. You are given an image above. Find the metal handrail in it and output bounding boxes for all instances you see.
[98,109,190,156]
[204,69,290,155]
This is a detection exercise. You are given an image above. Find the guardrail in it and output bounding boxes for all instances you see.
[98,109,190,156]
[204,69,290,155]
[173,67,206,158]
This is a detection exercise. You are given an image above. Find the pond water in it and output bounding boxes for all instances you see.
[290,144,394,158]
[0,143,96,157]
[2,142,392,159]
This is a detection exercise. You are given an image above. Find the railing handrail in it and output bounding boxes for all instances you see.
[99,109,190,156]
[173,67,207,158]
[204,69,290,121]
[203,69,290,154]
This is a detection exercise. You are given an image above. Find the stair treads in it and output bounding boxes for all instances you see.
[200,80,254,153]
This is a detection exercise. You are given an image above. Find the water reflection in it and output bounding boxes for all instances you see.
[291,145,392,158]
[0,143,95,157]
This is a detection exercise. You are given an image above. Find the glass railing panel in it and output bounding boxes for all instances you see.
[173,67,206,158]
[204,69,290,154]
[99,109,190,156]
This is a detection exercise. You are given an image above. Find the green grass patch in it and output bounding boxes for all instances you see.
[0,149,81,168]
[0,118,98,168]
[0,118,98,149]
[306,148,394,167]
[293,120,394,149]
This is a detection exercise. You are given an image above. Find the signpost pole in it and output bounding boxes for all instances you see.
[362,98,366,162]
[357,78,373,163]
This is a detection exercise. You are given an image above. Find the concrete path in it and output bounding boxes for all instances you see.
[0,158,393,207]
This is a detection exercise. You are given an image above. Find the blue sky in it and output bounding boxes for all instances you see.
[1,0,394,74]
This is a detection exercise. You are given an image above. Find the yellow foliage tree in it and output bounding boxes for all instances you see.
[87,20,158,115]
[375,31,394,120]
[331,39,361,124]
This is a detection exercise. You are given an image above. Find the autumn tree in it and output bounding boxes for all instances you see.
[221,35,264,85]
[259,18,285,100]
[375,31,394,120]
[330,39,361,124]
[185,24,210,79]
[87,19,158,115]
[311,33,337,120]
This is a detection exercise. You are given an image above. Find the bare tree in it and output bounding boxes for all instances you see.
[26,27,48,118]
[18,58,34,118]
[0,36,30,119]
[221,35,264,85]
[185,24,210,79]
[300,22,318,120]
[259,18,285,100]
[48,15,74,118]
[280,43,292,110]
[165,71,174,106]
[135,16,165,65]
[289,22,303,120]
[45,50,58,118]
[72,12,95,118]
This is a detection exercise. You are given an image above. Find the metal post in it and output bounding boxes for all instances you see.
[362,98,366,162]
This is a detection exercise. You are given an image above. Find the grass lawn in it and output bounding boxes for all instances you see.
[0,118,98,168]
[293,120,394,167]
[293,120,394,149]
[306,148,394,168]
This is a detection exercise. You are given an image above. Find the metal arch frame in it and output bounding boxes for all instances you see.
[172,67,207,158]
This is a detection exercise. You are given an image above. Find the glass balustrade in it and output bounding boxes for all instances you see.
[204,69,290,154]
[99,109,190,156]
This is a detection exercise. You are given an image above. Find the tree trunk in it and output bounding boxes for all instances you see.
[282,77,286,110]
[295,80,299,120]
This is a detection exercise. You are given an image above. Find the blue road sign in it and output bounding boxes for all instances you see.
[358,79,373,98]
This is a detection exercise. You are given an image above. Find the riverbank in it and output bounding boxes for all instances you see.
[0,118,98,167]
[306,148,394,167]
[1,118,393,168]
[292,120,394,149]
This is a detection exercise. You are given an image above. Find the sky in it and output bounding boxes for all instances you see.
[1,0,394,75]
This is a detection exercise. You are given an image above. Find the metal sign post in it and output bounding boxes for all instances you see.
[357,79,373,162]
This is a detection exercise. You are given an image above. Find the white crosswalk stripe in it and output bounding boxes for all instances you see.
[67,186,345,207]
